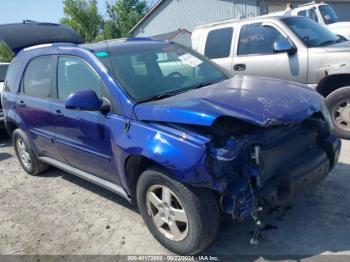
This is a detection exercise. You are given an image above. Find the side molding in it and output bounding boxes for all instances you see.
[39,157,131,202]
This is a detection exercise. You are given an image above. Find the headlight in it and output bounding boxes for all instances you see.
[0,83,4,93]
[321,103,334,130]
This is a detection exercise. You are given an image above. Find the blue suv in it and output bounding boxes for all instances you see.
[1,34,341,254]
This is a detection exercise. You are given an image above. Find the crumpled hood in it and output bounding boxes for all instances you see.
[134,76,323,127]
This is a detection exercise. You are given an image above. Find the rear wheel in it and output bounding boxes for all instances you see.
[13,129,49,175]
[325,86,350,139]
[136,168,220,255]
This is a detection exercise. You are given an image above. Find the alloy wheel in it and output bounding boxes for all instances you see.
[16,138,32,170]
[146,185,188,241]
[332,99,350,131]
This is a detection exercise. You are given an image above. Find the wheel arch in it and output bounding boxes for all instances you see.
[124,155,169,200]
[316,74,350,97]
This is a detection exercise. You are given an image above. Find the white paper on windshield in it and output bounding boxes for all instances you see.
[178,53,203,67]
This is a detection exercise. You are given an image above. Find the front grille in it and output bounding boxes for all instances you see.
[259,125,319,184]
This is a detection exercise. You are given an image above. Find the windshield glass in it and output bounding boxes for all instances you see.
[282,17,342,47]
[96,42,228,102]
[319,5,338,25]
[0,64,9,82]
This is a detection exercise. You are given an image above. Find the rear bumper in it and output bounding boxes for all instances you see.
[259,135,341,207]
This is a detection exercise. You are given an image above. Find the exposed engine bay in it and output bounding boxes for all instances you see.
[204,113,341,244]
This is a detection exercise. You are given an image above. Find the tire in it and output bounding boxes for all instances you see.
[325,86,350,140]
[13,129,49,176]
[136,168,220,255]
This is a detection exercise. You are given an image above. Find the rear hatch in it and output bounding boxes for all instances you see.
[0,22,83,54]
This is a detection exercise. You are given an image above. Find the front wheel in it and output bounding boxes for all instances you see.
[136,168,220,255]
[325,86,350,139]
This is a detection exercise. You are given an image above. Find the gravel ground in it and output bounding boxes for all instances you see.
[0,130,349,259]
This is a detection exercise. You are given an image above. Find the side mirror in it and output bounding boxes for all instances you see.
[65,90,110,113]
[273,38,297,55]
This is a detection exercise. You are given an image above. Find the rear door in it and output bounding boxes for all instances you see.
[16,56,61,160]
[51,56,118,183]
[232,21,308,83]
[201,25,235,72]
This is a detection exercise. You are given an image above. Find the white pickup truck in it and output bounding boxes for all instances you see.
[192,15,350,139]
[274,1,350,40]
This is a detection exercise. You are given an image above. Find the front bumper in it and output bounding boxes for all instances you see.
[259,135,341,207]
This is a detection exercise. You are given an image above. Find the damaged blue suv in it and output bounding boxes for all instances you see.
[1,24,341,255]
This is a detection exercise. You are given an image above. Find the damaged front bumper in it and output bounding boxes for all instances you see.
[259,135,341,208]
[208,118,341,221]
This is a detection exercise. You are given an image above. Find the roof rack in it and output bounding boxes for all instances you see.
[299,1,318,7]
[195,16,244,29]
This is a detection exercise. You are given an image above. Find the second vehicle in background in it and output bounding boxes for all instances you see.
[0,62,9,128]
[192,15,350,139]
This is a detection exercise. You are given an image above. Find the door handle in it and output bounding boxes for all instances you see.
[233,64,246,71]
[56,109,64,117]
[19,100,25,107]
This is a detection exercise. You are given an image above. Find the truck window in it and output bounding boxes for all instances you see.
[238,23,286,56]
[297,8,319,23]
[319,5,338,24]
[204,27,233,59]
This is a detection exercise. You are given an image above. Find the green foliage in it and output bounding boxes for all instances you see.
[0,41,14,62]
[60,0,103,42]
[105,0,149,39]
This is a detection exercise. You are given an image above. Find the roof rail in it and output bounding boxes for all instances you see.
[299,1,318,7]
[195,16,244,29]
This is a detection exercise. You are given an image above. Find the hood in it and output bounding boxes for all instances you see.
[323,40,350,52]
[327,22,350,31]
[134,76,322,127]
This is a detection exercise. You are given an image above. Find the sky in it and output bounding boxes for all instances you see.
[0,0,155,24]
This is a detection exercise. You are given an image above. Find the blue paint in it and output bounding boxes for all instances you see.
[1,39,341,221]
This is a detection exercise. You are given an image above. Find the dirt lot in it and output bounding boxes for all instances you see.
[0,130,350,259]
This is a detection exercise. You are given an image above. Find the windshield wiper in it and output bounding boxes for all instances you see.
[140,79,225,103]
[319,37,343,46]
[190,79,224,89]
[142,88,191,102]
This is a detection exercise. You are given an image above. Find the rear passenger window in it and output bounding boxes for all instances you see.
[238,23,286,55]
[204,28,233,59]
[4,62,21,92]
[57,57,102,100]
[298,9,319,22]
[23,56,55,98]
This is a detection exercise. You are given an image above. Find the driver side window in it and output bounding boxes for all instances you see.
[238,23,286,56]
[57,57,103,100]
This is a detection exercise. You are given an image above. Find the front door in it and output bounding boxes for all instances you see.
[51,56,118,183]
[232,22,308,83]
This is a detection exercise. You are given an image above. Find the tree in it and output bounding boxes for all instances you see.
[105,0,149,39]
[60,0,103,42]
[0,41,14,63]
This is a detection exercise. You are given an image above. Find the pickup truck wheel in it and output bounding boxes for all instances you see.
[136,168,220,255]
[13,129,49,175]
[325,86,350,139]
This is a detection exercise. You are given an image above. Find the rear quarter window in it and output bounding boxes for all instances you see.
[4,62,21,92]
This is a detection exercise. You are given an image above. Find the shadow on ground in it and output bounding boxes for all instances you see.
[1,129,349,259]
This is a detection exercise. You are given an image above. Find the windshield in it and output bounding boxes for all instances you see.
[282,17,342,47]
[319,5,338,25]
[0,64,9,82]
[96,42,228,102]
